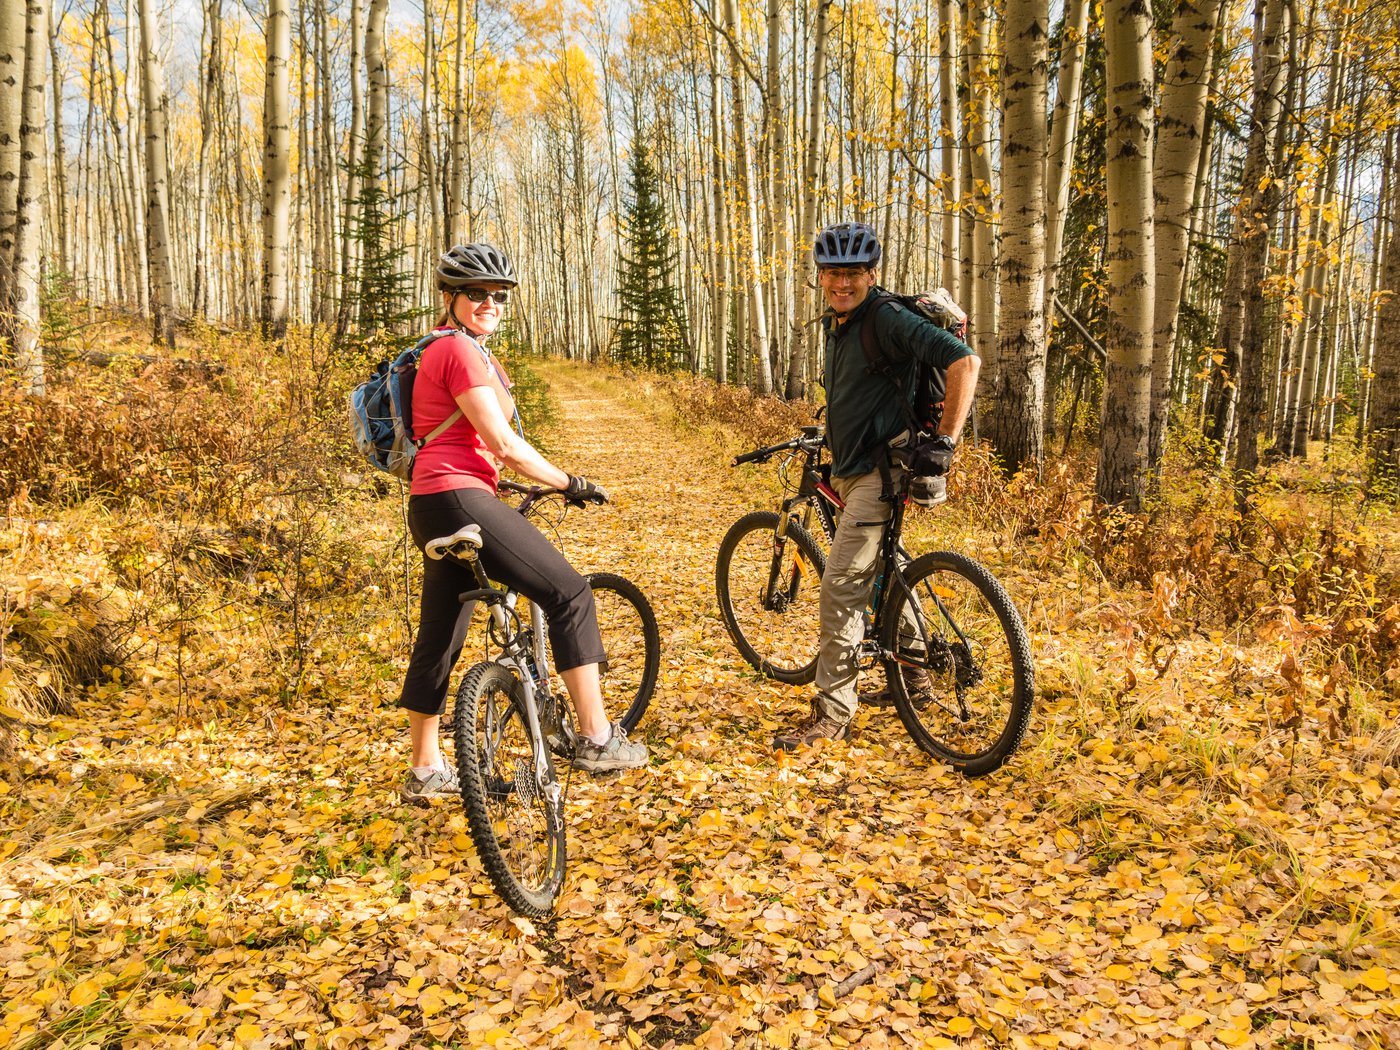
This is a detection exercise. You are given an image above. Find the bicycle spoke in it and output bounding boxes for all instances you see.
[716,511,825,684]
[883,552,1034,776]
[455,663,565,916]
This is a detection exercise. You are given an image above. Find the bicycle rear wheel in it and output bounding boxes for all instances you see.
[453,661,565,916]
[881,551,1034,776]
[587,572,660,732]
[715,511,826,684]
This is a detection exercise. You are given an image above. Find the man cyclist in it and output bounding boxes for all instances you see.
[774,221,981,751]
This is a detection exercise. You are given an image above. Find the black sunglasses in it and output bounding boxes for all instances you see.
[460,287,510,304]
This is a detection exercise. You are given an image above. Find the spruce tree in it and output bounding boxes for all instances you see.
[614,138,688,371]
[341,153,421,355]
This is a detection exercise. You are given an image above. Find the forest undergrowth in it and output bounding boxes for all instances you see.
[1,322,1397,1049]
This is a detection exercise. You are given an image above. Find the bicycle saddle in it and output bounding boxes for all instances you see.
[425,524,484,560]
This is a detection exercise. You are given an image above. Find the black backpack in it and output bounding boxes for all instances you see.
[859,287,968,436]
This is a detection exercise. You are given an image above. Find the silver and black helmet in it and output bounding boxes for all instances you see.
[436,242,518,289]
[812,222,882,268]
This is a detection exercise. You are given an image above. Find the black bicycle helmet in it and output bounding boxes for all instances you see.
[437,242,518,289]
[812,222,881,268]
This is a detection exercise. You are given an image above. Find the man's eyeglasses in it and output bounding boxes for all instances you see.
[460,287,510,304]
[818,267,871,282]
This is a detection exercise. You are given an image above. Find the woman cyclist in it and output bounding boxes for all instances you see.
[398,242,648,803]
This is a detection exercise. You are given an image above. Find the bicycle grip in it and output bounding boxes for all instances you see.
[732,448,769,466]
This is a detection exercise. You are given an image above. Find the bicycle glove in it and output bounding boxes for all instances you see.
[912,434,957,477]
[564,474,609,504]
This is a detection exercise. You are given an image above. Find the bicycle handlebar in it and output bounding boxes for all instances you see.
[732,427,825,467]
[497,477,604,510]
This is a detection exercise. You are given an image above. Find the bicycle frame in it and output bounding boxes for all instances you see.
[737,427,936,672]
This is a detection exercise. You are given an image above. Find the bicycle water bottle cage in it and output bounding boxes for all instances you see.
[426,524,484,561]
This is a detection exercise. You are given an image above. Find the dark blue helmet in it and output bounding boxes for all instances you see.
[813,222,881,268]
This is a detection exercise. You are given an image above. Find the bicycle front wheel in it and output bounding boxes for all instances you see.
[715,511,826,684]
[453,662,565,916]
[587,572,660,732]
[882,551,1034,776]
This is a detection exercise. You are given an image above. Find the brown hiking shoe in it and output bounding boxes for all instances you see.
[861,666,935,710]
[773,702,851,751]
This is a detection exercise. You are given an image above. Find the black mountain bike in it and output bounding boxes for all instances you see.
[716,427,1034,776]
[428,481,660,915]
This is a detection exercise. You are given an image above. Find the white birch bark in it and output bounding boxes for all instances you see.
[1096,0,1155,510]
[338,0,364,332]
[707,25,730,384]
[47,3,69,277]
[720,0,772,394]
[936,0,958,297]
[989,0,1049,475]
[1043,0,1088,310]
[136,0,175,346]
[793,0,831,396]
[1149,0,1224,465]
[10,0,49,393]
[262,0,291,341]
[0,1,23,318]
[964,3,997,372]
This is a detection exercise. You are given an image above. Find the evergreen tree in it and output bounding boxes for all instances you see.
[613,138,688,371]
[339,153,421,354]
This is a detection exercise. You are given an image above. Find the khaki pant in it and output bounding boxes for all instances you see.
[813,468,900,721]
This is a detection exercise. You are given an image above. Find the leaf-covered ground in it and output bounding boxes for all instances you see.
[3,360,1398,1049]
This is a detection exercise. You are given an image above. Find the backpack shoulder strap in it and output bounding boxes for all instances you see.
[859,294,902,377]
[859,293,923,434]
[412,329,462,446]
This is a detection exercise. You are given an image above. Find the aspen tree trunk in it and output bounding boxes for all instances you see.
[0,2,27,326]
[338,0,364,334]
[720,0,772,394]
[356,0,388,317]
[1044,0,1088,315]
[1095,0,1155,510]
[47,4,69,278]
[1149,0,1225,467]
[765,0,797,398]
[193,0,219,318]
[136,0,175,347]
[314,0,336,322]
[1367,156,1400,494]
[707,27,730,384]
[988,0,1049,475]
[792,0,831,396]
[420,2,439,271]
[446,0,471,245]
[1205,0,1287,459]
[1357,127,1393,445]
[1287,20,1347,459]
[79,28,96,299]
[262,0,291,342]
[964,3,997,373]
[123,0,149,318]
[10,0,49,393]
[936,0,958,297]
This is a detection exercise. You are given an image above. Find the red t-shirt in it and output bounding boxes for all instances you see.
[410,330,516,495]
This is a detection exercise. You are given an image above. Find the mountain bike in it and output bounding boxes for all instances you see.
[427,481,660,916]
[716,427,1035,776]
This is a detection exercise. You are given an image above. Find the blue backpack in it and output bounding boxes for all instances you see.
[348,328,459,480]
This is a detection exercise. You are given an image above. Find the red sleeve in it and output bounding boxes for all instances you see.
[431,333,494,398]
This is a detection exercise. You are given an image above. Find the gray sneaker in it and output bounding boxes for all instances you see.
[572,723,648,772]
[399,764,461,804]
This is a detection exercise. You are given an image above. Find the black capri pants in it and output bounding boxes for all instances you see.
[397,486,605,716]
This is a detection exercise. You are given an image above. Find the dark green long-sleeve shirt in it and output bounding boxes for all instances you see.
[822,288,976,478]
